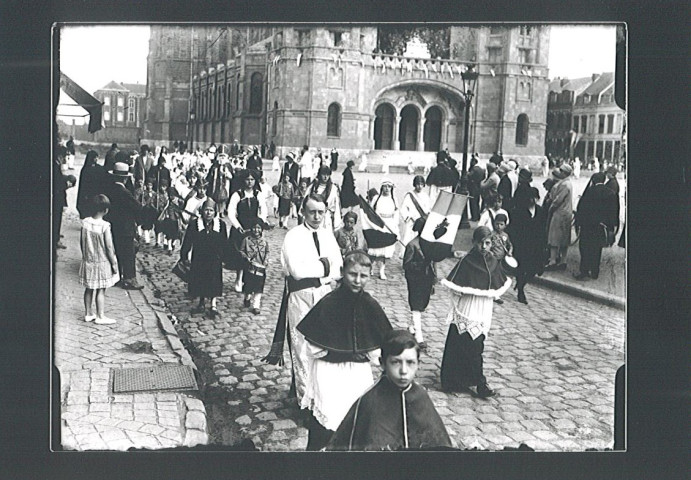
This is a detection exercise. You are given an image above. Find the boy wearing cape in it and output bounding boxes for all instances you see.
[326,329,452,451]
[297,251,393,451]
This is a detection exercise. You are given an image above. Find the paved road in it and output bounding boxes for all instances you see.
[138,210,625,451]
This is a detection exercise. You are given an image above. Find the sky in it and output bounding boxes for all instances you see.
[57,24,617,123]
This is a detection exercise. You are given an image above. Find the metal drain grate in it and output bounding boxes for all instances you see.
[112,365,198,393]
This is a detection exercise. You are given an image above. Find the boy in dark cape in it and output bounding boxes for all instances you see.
[297,251,392,450]
[327,330,452,451]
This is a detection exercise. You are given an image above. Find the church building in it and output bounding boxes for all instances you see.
[144,25,551,167]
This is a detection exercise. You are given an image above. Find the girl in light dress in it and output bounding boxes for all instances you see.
[79,194,120,325]
[366,180,400,280]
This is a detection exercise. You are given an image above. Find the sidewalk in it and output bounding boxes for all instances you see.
[54,207,209,451]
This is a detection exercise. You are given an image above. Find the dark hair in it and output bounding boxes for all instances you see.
[140,144,150,153]
[318,165,331,176]
[92,194,111,213]
[494,213,508,224]
[343,211,358,223]
[84,150,99,167]
[381,330,420,362]
[412,217,426,234]
[486,162,497,174]
[66,175,77,185]
[413,175,425,187]
[343,250,372,271]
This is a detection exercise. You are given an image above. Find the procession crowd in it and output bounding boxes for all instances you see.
[53,139,622,450]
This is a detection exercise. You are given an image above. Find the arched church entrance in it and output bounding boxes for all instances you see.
[423,106,443,152]
[373,103,395,150]
[399,105,419,151]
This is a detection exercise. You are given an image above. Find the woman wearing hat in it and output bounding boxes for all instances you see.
[545,163,574,271]
[512,168,534,212]
[507,187,547,304]
[439,226,512,398]
[496,162,515,211]
[339,160,359,214]
[180,198,228,318]
[104,162,144,290]
[227,169,266,292]
[365,179,399,280]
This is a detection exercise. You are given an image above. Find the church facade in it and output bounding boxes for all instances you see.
[146,25,551,165]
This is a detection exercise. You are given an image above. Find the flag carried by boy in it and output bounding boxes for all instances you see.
[357,195,399,249]
[419,191,468,261]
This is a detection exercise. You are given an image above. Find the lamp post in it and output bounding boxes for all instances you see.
[458,64,479,229]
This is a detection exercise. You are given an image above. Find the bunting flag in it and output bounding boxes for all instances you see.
[59,72,103,133]
[357,195,397,249]
[419,190,468,262]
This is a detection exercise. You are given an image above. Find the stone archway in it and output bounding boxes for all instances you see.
[399,105,419,151]
[373,103,395,150]
[423,106,443,152]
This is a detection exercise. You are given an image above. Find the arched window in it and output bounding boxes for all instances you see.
[249,72,263,113]
[516,114,529,146]
[327,102,341,137]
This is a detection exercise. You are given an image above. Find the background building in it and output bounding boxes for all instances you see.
[545,76,591,159]
[148,25,553,167]
[571,72,625,165]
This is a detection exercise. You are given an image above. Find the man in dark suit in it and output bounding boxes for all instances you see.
[105,162,144,289]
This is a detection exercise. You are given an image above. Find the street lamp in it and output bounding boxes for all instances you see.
[458,64,479,229]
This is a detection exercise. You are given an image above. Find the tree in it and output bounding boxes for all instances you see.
[376,26,450,59]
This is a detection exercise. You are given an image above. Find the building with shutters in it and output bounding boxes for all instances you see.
[90,81,146,144]
[546,72,625,165]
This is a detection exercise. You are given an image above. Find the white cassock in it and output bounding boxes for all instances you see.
[400,190,432,246]
[281,224,342,406]
[300,151,314,180]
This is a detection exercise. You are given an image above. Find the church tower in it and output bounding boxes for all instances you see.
[450,25,550,158]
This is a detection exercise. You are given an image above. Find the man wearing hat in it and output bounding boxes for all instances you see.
[146,152,171,193]
[105,162,144,289]
[545,163,574,271]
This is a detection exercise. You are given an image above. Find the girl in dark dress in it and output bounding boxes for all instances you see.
[402,218,435,350]
[180,198,228,318]
[339,160,359,212]
[506,187,547,304]
[227,170,265,292]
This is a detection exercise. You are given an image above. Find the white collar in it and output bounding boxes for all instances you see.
[197,217,221,232]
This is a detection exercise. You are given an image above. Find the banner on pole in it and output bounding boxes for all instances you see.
[420,191,468,261]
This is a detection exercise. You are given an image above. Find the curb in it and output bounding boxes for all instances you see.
[452,250,625,310]
[532,275,625,311]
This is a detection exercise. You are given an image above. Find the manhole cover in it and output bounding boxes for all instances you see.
[112,365,198,393]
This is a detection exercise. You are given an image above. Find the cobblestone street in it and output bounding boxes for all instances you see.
[138,209,625,452]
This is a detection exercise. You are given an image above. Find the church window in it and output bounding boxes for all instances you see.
[332,30,343,47]
[515,114,529,146]
[117,96,124,107]
[249,72,263,114]
[327,102,341,137]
